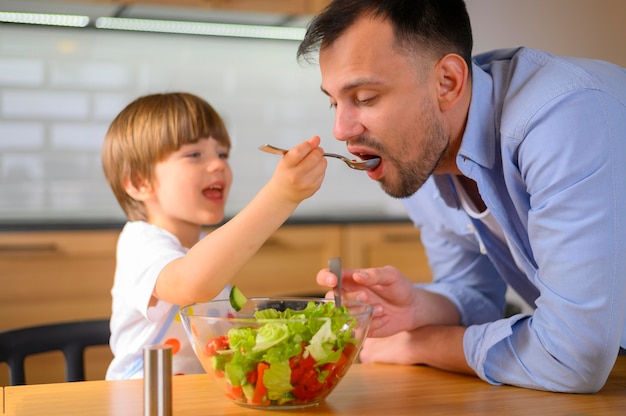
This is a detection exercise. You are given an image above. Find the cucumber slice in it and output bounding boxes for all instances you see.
[229,285,248,312]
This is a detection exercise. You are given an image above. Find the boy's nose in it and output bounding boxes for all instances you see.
[206,157,228,172]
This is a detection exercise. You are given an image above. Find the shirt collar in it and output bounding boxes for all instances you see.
[455,62,497,173]
[433,62,497,208]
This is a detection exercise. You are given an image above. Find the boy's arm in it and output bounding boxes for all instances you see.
[155,137,326,305]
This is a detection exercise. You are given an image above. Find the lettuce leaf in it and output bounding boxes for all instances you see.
[262,360,292,400]
[305,319,339,363]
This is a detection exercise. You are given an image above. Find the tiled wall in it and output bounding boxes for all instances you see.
[1,0,625,225]
[0,24,405,224]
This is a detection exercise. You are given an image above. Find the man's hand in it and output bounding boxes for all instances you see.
[317,265,462,338]
[317,265,419,337]
[359,330,422,364]
[359,326,474,375]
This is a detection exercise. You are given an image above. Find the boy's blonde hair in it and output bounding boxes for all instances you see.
[102,92,231,221]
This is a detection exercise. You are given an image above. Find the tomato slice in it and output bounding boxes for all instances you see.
[247,368,258,385]
[250,362,270,406]
[204,335,229,356]
[225,383,243,400]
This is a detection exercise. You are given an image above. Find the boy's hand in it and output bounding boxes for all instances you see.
[268,136,326,203]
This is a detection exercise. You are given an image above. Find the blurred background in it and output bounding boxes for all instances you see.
[0,0,624,226]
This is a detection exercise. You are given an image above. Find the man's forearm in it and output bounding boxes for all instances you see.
[413,325,474,375]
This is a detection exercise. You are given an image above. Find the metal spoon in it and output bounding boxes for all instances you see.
[259,144,380,171]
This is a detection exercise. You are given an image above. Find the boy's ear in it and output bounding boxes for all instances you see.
[435,53,468,112]
[123,173,152,201]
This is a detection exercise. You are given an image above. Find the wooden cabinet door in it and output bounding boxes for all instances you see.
[0,230,118,385]
[0,230,118,329]
[342,223,432,284]
[230,224,342,297]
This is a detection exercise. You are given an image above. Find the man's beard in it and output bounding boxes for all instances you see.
[380,104,449,199]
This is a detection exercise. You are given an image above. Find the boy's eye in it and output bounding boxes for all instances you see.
[187,152,201,158]
[218,152,229,160]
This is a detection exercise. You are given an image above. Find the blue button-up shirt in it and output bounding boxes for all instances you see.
[402,47,626,392]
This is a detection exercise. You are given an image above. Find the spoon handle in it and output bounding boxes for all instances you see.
[260,144,342,160]
[328,257,342,308]
[258,144,288,155]
[259,143,379,171]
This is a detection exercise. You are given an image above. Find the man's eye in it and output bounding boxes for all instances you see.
[356,96,375,105]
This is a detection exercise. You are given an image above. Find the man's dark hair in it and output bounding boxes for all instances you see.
[297,0,473,73]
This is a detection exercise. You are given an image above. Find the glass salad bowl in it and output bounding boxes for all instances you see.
[180,297,373,409]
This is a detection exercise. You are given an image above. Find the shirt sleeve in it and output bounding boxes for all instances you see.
[114,222,186,320]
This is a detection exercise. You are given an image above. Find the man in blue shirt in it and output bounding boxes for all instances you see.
[299,0,626,392]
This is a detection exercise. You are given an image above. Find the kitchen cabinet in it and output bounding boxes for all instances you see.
[230,222,431,297]
[0,230,119,329]
[342,223,431,283]
[0,221,429,385]
[230,224,342,297]
[0,230,119,386]
[68,0,331,15]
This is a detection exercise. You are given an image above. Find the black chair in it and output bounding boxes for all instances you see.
[0,318,111,386]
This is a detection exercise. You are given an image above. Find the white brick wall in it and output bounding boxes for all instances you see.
[0,122,44,148]
[2,90,90,119]
[0,24,394,222]
[0,0,624,224]
[0,57,44,86]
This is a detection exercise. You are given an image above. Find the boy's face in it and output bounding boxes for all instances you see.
[142,137,232,234]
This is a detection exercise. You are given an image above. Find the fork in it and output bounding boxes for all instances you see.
[328,257,342,308]
[258,144,380,171]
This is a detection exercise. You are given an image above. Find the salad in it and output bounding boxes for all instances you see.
[203,300,359,407]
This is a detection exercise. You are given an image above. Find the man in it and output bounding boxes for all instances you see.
[298,0,626,392]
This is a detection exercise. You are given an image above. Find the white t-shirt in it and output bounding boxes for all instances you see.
[105,221,230,380]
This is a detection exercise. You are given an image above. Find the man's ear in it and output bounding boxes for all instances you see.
[435,53,469,112]
[123,173,152,201]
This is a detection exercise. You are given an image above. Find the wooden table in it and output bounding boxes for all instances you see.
[3,358,625,415]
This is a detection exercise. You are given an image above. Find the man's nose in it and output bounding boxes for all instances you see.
[333,106,364,142]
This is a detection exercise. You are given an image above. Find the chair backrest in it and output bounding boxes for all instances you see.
[0,318,111,386]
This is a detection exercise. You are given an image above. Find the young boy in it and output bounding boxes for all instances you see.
[101,92,326,379]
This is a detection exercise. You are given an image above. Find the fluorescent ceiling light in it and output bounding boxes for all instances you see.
[0,11,89,27]
[95,17,305,41]
[0,11,305,41]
